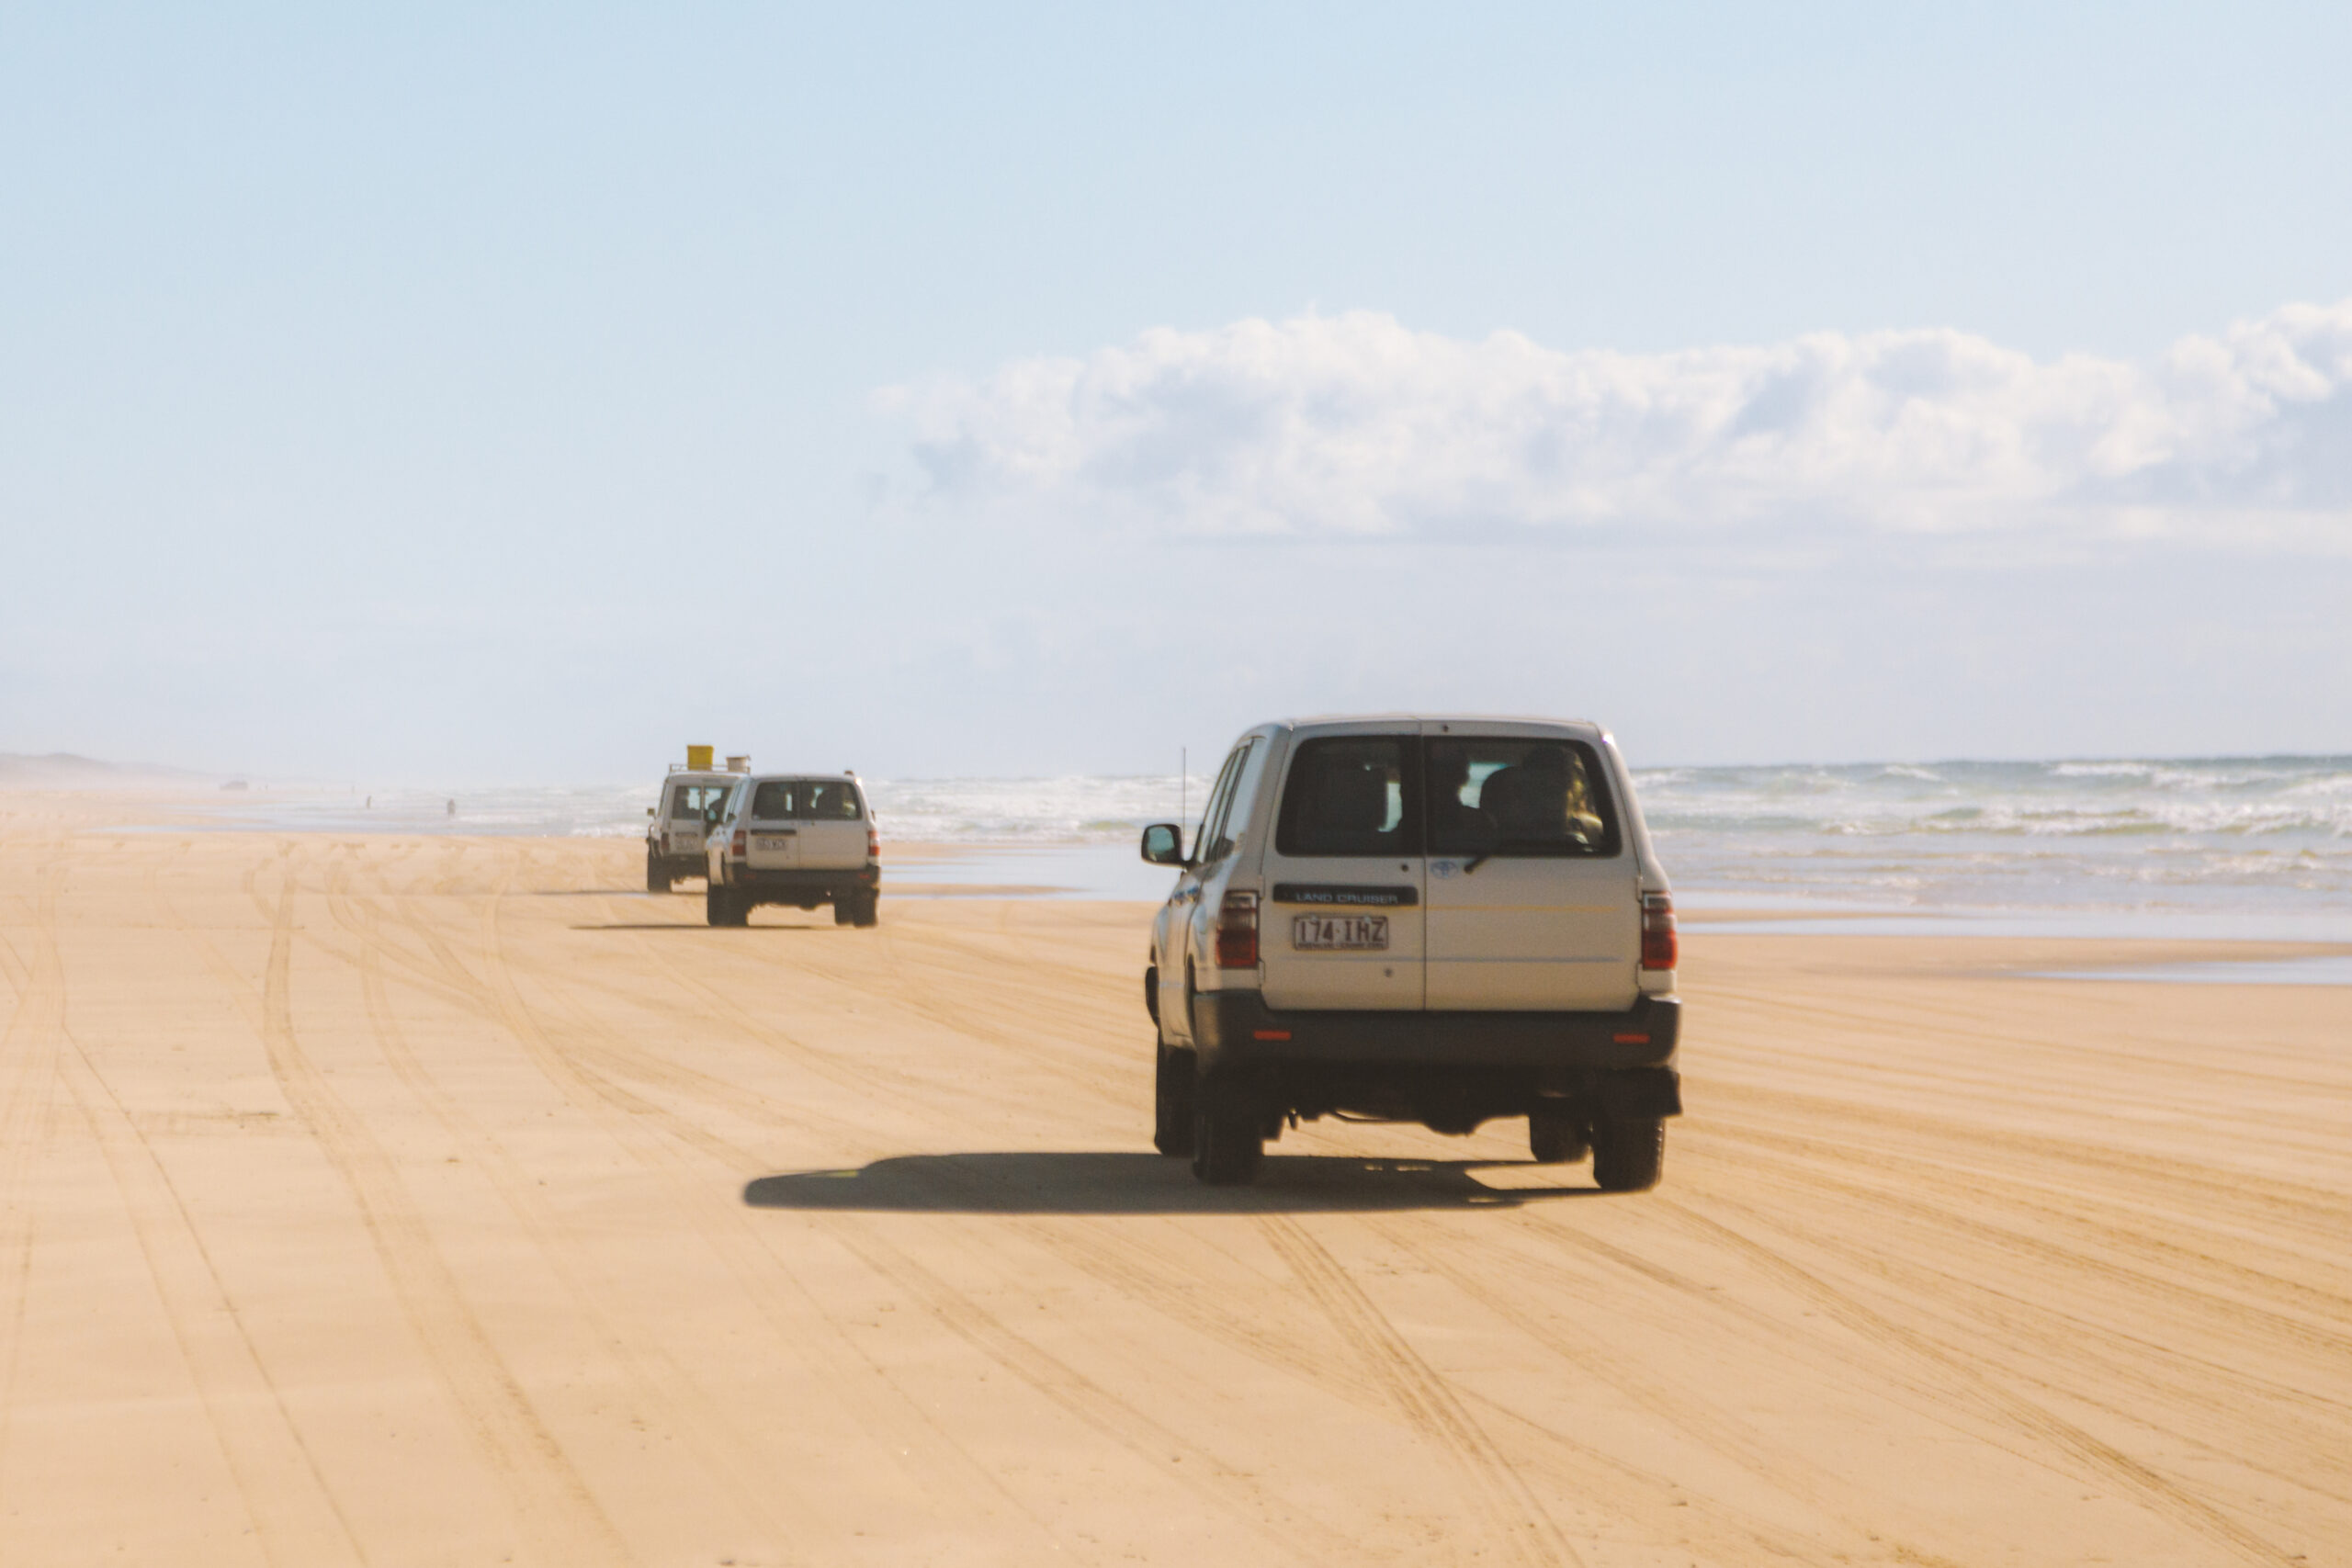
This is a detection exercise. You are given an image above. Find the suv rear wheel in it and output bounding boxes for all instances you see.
[1591,1116,1664,1191]
[706,886,749,928]
[646,851,672,894]
[1192,1076,1262,1186]
[1529,1107,1589,1165]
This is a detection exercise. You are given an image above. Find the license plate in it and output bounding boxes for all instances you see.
[755,837,794,852]
[1292,913,1388,951]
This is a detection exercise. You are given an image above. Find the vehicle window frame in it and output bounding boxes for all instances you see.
[1420,737,1623,860]
[1197,738,1261,866]
[1272,735,1424,858]
[1191,746,1247,865]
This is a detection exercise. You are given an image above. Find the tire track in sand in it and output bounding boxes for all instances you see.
[1653,1195,2301,1568]
[320,852,814,1565]
[0,854,66,1505]
[243,852,632,1568]
[1254,1215,1584,1568]
[1362,1213,1956,1566]
[59,1041,370,1568]
[801,1207,1346,1568]
[462,845,1100,1562]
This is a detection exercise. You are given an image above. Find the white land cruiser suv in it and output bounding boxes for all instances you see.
[1140,716,1681,1189]
[645,769,741,891]
[704,773,880,927]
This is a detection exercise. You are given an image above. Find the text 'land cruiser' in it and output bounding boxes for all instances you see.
[1141,716,1681,1189]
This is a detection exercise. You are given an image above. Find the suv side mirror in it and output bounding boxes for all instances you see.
[1140,823,1187,866]
[646,807,655,817]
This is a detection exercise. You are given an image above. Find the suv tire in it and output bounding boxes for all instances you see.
[1153,1041,1196,1156]
[1529,1107,1589,1165]
[853,893,879,928]
[706,886,749,928]
[1192,1076,1262,1187]
[646,852,671,894]
[1591,1116,1664,1192]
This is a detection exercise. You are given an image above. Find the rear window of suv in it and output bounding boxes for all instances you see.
[1425,738,1619,858]
[750,779,865,820]
[1273,735,1621,860]
[1275,737,1420,856]
[667,783,731,820]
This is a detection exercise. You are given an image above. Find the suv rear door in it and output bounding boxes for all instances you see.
[1420,726,1640,1010]
[744,778,866,870]
[792,779,868,869]
[744,779,803,869]
[1258,728,1426,1011]
[665,780,727,857]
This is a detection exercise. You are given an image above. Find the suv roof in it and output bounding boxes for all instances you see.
[733,772,860,784]
[1279,714,1606,736]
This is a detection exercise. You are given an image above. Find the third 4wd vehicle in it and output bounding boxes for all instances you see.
[646,767,740,891]
[705,773,881,928]
[1141,716,1681,1190]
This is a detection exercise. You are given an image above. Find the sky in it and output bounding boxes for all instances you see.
[3,2,2348,783]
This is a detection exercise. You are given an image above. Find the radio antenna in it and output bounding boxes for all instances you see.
[1180,748,1186,838]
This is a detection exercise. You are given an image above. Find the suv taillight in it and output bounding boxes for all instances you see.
[867,826,880,862]
[1215,890,1260,969]
[1641,892,1677,971]
[730,829,747,858]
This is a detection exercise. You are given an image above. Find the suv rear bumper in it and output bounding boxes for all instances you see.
[726,864,879,902]
[1188,990,1681,1128]
[1192,989,1677,1068]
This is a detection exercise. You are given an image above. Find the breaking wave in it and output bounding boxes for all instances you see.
[178,753,2352,915]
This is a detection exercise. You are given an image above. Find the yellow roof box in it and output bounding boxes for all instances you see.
[685,744,714,772]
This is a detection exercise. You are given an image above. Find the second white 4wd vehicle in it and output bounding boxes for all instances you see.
[1142,716,1682,1189]
[646,770,739,891]
[705,773,881,927]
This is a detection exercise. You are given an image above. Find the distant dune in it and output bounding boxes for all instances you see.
[0,751,216,789]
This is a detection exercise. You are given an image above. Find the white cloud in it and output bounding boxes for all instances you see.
[880,300,2352,551]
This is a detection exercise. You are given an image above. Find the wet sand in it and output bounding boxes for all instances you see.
[1,819,2346,1565]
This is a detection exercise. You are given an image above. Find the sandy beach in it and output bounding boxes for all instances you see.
[1,813,2346,1566]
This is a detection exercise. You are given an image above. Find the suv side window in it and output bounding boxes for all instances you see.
[1196,738,1261,865]
[1423,738,1621,858]
[1273,737,1421,857]
[1191,745,1246,863]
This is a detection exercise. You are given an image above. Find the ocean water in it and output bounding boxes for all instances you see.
[1633,756,2352,916]
[132,755,2352,931]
